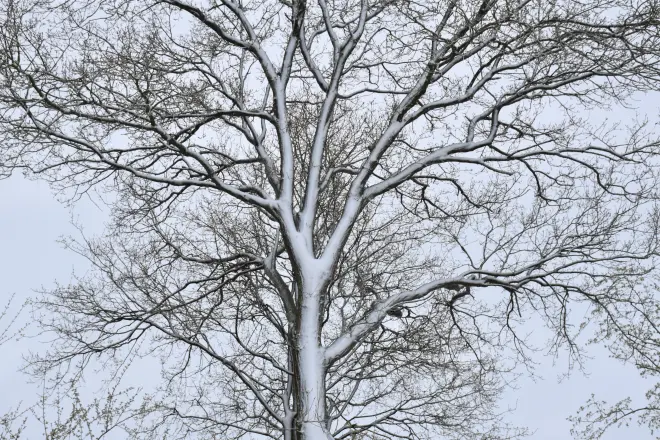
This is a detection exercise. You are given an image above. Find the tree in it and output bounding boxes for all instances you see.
[1,0,660,439]
[1,299,142,440]
[570,277,660,439]
[0,295,22,348]
[0,384,143,440]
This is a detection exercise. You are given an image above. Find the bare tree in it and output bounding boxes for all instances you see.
[1,298,143,440]
[1,0,660,439]
[1,384,143,440]
[0,295,22,348]
[570,277,660,439]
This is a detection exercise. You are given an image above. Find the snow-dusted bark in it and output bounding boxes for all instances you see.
[297,288,332,439]
[281,245,333,438]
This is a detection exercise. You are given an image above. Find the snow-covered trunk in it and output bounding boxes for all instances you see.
[293,279,333,440]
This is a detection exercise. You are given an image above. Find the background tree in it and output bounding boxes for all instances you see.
[570,277,660,439]
[0,295,22,349]
[0,385,143,440]
[1,0,660,439]
[1,298,140,440]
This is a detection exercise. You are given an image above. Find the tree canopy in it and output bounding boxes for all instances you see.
[1,0,660,439]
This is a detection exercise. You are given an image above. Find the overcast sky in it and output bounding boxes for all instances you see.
[0,174,656,439]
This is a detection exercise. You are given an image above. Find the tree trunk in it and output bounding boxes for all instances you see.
[293,283,334,440]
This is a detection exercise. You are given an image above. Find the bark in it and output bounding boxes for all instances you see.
[293,275,333,440]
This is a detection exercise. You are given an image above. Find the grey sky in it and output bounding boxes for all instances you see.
[0,175,655,438]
